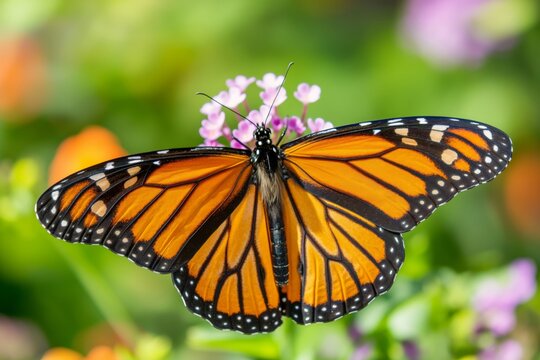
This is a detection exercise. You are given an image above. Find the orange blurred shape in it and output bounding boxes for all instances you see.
[504,151,540,238]
[49,126,127,184]
[41,346,118,360]
[0,37,46,120]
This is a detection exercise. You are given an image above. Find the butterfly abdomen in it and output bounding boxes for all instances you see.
[256,163,289,285]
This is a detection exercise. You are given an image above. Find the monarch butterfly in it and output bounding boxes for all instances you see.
[36,115,511,334]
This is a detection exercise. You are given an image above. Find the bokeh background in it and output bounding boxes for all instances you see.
[1,1,540,359]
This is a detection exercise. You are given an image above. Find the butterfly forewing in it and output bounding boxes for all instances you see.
[282,117,512,233]
[36,148,252,273]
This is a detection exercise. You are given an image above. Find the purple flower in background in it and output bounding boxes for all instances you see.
[479,339,523,360]
[285,116,306,135]
[351,344,373,360]
[256,73,284,89]
[226,75,255,92]
[232,119,256,145]
[473,259,536,336]
[401,0,512,67]
[200,101,221,116]
[260,87,287,107]
[198,71,330,147]
[218,87,246,108]
[402,341,420,360]
[294,83,321,104]
[202,139,223,147]
[308,117,334,133]
[199,111,225,140]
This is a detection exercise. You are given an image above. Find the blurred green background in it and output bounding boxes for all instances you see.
[1,1,540,359]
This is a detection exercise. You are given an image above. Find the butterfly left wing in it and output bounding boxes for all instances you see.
[172,183,282,334]
[35,148,252,273]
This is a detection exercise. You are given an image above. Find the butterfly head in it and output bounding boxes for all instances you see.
[254,125,272,145]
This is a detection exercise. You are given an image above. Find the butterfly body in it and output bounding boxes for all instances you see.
[36,116,512,334]
[251,125,289,285]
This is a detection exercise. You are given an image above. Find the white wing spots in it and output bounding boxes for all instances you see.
[153,160,161,166]
[127,166,141,176]
[90,173,106,181]
[451,175,461,181]
[373,129,381,135]
[441,149,458,165]
[128,159,143,164]
[157,150,169,154]
[432,189,439,195]
[483,129,493,140]
[389,122,404,126]
[75,228,82,233]
[114,230,121,236]
[50,206,57,214]
[429,125,448,142]
[52,184,62,190]
[402,138,418,146]
[416,117,428,124]
[51,191,59,201]
[395,128,408,136]
[485,156,492,164]
[128,156,141,160]
[493,144,499,152]
[121,237,129,244]
[432,125,449,131]
[96,177,110,191]
[96,228,105,234]
[430,130,444,143]
[388,118,403,123]
[60,220,68,227]
[478,125,487,129]
[437,180,445,187]
[105,162,115,170]
[91,200,107,217]
[359,122,372,127]
[474,169,481,175]
[124,177,138,189]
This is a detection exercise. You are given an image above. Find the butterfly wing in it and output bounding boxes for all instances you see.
[280,179,404,324]
[35,147,252,273]
[282,116,512,233]
[279,116,511,322]
[172,183,282,334]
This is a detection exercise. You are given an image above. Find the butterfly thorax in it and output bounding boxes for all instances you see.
[251,125,288,286]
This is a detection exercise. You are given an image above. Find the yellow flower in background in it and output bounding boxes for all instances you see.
[48,126,127,185]
[0,36,47,120]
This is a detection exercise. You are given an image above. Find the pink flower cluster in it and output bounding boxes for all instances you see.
[198,73,332,149]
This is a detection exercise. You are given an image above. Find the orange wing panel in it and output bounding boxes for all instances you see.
[172,184,282,334]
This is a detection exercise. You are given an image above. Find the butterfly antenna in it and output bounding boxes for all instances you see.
[264,62,294,126]
[196,92,257,127]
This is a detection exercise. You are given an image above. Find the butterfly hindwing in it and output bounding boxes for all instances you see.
[36,148,252,273]
[282,116,512,233]
[172,184,283,334]
[279,179,404,324]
